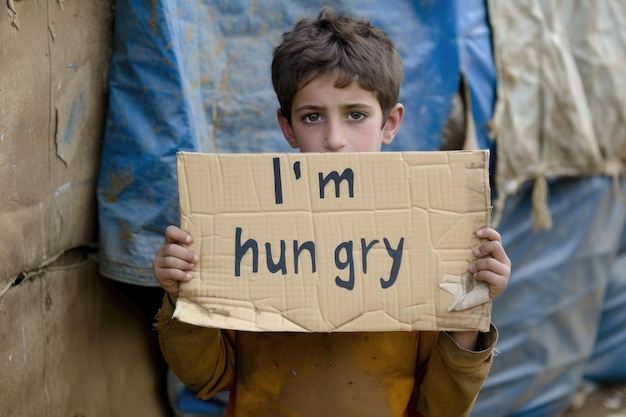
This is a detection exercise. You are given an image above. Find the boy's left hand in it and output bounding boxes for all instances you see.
[468,228,511,300]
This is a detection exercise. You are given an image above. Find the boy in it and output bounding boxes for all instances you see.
[154,8,511,417]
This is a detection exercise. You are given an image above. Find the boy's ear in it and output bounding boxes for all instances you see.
[382,103,404,145]
[277,109,299,149]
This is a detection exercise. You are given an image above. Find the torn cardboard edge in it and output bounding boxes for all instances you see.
[175,151,492,332]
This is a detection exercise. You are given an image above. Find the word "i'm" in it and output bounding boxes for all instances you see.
[272,157,355,204]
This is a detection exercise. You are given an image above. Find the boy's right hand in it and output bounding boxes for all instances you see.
[152,225,198,300]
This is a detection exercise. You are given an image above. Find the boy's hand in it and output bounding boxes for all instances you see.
[152,225,198,299]
[468,228,511,300]
[448,228,510,351]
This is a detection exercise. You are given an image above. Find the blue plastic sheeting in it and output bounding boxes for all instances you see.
[97,0,496,286]
[583,223,626,383]
[471,176,626,417]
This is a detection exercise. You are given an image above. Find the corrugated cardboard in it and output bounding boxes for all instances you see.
[175,151,492,332]
[0,254,167,417]
[0,1,112,287]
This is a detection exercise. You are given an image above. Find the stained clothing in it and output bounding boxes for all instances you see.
[157,297,497,417]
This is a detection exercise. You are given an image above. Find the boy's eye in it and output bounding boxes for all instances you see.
[302,113,322,123]
[347,112,366,121]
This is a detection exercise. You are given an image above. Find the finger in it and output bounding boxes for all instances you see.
[157,243,198,264]
[469,257,510,299]
[474,241,511,266]
[469,256,510,277]
[153,266,193,299]
[164,225,192,245]
[472,270,508,298]
[475,228,511,265]
[156,266,193,284]
[156,254,197,272]
[475,227,502,242]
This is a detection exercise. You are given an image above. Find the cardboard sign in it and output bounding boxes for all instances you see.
[174,151,492,332]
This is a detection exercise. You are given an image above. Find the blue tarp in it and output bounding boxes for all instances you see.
[470,176,626,417]
[97,1,626,416]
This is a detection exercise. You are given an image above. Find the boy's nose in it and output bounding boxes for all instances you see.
[324,121,346,151]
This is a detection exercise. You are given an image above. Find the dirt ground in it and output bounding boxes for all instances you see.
[561,383,626,417]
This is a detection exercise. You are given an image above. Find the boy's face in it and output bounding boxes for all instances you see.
[277,72,403,153]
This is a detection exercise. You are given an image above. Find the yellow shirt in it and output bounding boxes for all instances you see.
[157,297,497,417]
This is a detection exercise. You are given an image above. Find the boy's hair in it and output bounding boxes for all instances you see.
[272,7,403,126]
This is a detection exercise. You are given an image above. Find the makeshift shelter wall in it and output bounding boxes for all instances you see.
[0,1,167,415]
[0,255,168,417]
[471,1,626,416]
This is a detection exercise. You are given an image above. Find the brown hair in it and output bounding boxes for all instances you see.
[271,7,403,126]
